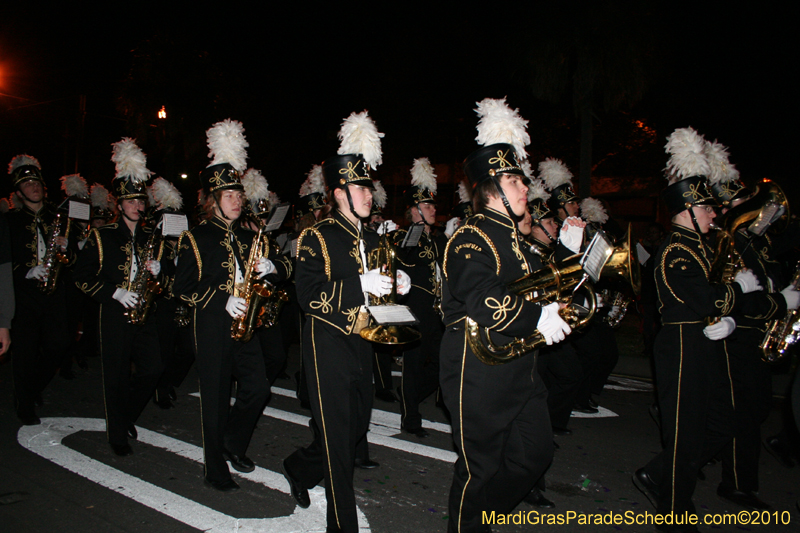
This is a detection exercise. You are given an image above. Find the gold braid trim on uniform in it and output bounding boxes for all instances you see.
[714,287,735,316]
[298,227,331,281]
[659,243,709,303]
[177,230,202,281]
[77,280,102,297]
[485,295,513,327]
[443,219,500,278]
[90,228,104,274]
[496,300,524,333]
[118,241,133,289]
[310,289,335,314]
[219,235,236,293]
[180,287,211,307]
[344,306,360,331]
[743,294,779,320]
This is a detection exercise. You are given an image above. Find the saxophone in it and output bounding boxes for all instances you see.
[230,225,288,342]
[125,226,163,325]
[760,263,800,363]
[39,212,69,294]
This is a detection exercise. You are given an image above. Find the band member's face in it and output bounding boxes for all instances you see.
[690,204,716,233]
[120,199,146,221]
[413,202,437,226]
[720,196,746,215]
[534,217,559,242]
[216,190,244,220]
[564,200,580,218]
[17,180,44,203]
[518,209,532,236]
[348,184,373,219]
[498,174,529,217]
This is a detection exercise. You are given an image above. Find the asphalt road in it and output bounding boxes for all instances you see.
[1,341,798,533]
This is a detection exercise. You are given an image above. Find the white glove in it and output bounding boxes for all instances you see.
[559,218,584,254]
[444,217,460,238]
[734,269,762,293]
[703,316,736,340]
[536,301,572,345]
[609,305,621,318]
[113,288,139,309]
[26,265,48,280]
[377,221,398,235]
[396,269,411,295]
[255,257,276,278]
[595,292,605,308]
[781,285,800,310]
[146,259,161,276]
[361,268,393,297]
[226,295,247,318]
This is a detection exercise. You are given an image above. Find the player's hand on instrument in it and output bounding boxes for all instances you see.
[780,284,800,310]
[703,316,736,340]
[113,288,140,309]
[559,217,585,254]
[361,268,393,297]
[255,257,276,278]
[377,221,398,235]
[146,259,161,276]
[734,269,762,293]
[444,217,460,238]
[25,265,48,281]
[537,301,572,345]
[225,295,247,318]
[55,236,68,251]
[396,269,411,295]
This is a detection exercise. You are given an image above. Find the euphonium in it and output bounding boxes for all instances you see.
[467,230,639,365]
[125,225,163,325]
[359,228,422,345]
[760,263,800,363]
[230,225,288,342]
[39,212,70,295]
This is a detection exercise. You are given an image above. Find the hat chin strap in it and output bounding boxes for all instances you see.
[534,220,556,243]
[343,185,359,221]
[490,176,522,223]
[687,205,703,235]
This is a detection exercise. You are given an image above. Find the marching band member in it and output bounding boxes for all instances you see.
[440,98,571,533]
[281,111,409,533]
[173,120,291,491]
[7,155,77,425]
[73,139,167,455]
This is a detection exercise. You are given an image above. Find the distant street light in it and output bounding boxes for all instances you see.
[158,106,167,119]
[180,173,188,180]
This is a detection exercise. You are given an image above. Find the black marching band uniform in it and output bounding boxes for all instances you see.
[173,122,292,490]
[440,112,560,531]
[72,140,167,455]
[7,157,77,425]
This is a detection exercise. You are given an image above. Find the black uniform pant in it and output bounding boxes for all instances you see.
[195,309,270,483]
[720,336,772,492]
[642,323,734,515]
[257,323,287,386]
[572,321,619,406]
[372,344,394,396]
[400,307,443,430]
[440,327,553,533]
[98,303,162,446]
[284,317,373,533]
[12,290,68,418]
[537,341,582,429]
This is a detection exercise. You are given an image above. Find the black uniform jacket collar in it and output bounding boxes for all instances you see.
[209,215,240,233]
[332,209,362,240]
[482,207,518,230]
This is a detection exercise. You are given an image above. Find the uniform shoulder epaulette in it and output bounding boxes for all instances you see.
[314,218,336,227]
[99,222,119,230]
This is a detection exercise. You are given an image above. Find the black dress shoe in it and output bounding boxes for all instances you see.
[127,424,138,440]
[354,458,380,469]
[588,398,598,409]
[632,468,660,508]
[573,405,599,414]
[523,488,555,508]
[111,443,133,456]
[204,478,240,492]
[167,386,177,401]
[764,435,795,468]
[403,426,430,438]
[717,484,771,510]
[375,389,397,403]
[552,427,572,436]
[223,451,255,473]
[154,396,174,410]
[281,460,310,508]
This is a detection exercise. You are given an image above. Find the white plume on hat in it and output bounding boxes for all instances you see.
[664,127,710,184]
[268,191,281,211]
[538,158,573,190]
[410,157,437,194]
[704,140,739,185]
[457,181,472,204]
[61,174,89,198]
[242,168,269,205]
[527,179,550,203]
[299,165,326,196]
[521,160,535,180]
[337,111,384,170]
[90,184,112,210]
[372,180,388,210]
[207,119,249,172]
[8,154,41,174]
[474,97,530,160]
[111,138,151,183]
[151,177,184,210]
[580,197,608,225]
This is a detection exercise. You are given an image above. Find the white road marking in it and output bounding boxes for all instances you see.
[18,417,370,533]
[570,405,618,418]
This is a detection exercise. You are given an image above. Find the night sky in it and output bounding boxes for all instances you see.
[1,3,796,216]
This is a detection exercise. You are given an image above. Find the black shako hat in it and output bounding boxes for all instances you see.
[463,143,525,186]
[661,175,716,216]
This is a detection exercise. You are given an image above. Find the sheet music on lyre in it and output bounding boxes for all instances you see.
[263,203,290,233]
[162,213,189,237]
[68,200,91,221]
[400,224,425,248]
